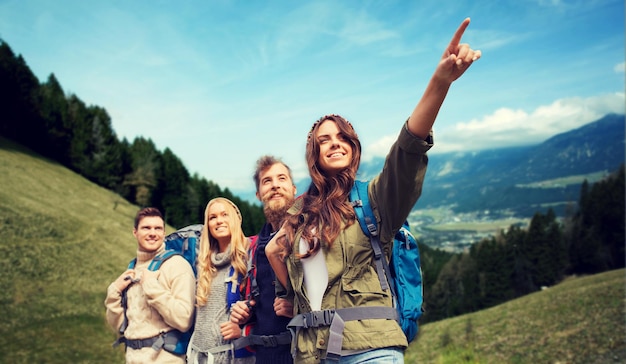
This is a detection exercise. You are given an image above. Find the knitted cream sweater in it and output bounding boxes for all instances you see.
[105,244,196,364]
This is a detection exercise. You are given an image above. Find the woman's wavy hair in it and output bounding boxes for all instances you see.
[282,114,361,258]
[196,197,249,307]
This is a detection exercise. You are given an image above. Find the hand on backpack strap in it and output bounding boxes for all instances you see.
[113,269,136,292]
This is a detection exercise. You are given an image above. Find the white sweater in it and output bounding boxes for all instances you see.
[105,245,196,364]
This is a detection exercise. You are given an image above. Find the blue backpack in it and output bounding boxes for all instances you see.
[163,224,203,275]
[115,224,202,355]
[350,180,424,342]
[285,181,424,359]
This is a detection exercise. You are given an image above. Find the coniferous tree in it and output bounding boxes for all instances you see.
[567,180,591,272]
[456,252,480,313]
[190,176,222,223]
[185,174,206,225]
[523,209,565,288]
[506,224,534,297]
[472,236,515,308]
[38,74,71,164]
[82,106,124,189]
[116,138,134,200]
[66,95,91,173]
[124,137,160,207]
[586,165,625,269]
[0,41,41,147]
[427,254,471,321]
[567,165,625,273]
[418,242,453,308]
[0,38,266,237]
[237,200,264,237]
[545,208,568,282]
[427,255,456,321]
[157,148,192,228]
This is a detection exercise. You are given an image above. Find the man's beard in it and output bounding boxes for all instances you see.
[263,196,294,230]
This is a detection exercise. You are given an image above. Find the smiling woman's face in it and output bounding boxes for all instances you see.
[207,202,231,243]
[315,119,353,176]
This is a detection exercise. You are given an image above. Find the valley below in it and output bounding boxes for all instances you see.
[411,169,613,252]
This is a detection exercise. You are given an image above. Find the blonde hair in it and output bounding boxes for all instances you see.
[196,197,249,307]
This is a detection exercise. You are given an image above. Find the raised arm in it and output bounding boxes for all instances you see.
[407,18,481,139]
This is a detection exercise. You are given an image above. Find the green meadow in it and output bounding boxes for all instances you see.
[1,137,624,363]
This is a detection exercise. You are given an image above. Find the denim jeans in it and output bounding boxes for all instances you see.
[320,347,404,364]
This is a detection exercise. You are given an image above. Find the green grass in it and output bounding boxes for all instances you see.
[406,269,626,363]
[426,218,530,233]
[411,207,530,234]
[1,137,624,363]
[0,138,147,363]
[515,170,610,189]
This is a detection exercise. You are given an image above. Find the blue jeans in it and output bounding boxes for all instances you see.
[320,348,404,364]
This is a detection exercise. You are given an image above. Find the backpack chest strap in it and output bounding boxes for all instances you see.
[287,306,397,361]
[114,330,183,352]
[233,331,292,349]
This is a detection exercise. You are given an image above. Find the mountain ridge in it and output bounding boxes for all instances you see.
[235,114,624,217]
[357,113,625,216]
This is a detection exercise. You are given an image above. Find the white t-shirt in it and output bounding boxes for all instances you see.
[298,235,327,311]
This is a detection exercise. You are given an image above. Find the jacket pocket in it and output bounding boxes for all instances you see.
[341,266,386,302]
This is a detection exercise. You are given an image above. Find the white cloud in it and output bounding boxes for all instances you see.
[363,135,397,162]
[615,62,625,73]
[365,93,625,156]
[438,92,626,152]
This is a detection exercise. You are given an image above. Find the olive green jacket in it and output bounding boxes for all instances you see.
[283,122,433,363]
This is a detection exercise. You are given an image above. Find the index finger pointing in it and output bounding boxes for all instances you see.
[449,17,471,47]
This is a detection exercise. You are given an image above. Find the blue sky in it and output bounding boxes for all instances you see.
[1,0,624,194]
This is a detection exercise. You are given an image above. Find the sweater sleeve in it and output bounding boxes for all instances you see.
[104,282,124,333]
[142,255,196,332]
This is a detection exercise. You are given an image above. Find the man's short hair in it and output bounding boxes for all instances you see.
[134,207,164,229]
[253,155,293,191]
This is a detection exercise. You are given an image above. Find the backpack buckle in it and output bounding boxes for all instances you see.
[302,309,335,328]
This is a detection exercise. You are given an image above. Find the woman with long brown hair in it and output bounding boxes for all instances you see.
[266,18,481,363]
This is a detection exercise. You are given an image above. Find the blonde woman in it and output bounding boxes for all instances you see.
[187,197,255,364]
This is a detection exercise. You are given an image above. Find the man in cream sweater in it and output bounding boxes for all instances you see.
[105,207,196,363]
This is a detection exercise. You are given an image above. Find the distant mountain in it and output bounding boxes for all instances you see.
[236,115,624,216]
[355,113,625,217]
[509,113,625,181]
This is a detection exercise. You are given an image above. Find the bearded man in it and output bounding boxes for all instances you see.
[230,155,297,364]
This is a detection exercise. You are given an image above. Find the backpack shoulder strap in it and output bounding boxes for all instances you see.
[350,180,378,237]
[118,257,139,334]
[147,250,181,271]
[119,250,180,335]
[226,265,242,308]
[350,180,390,292]
[243,235,260,301]
[118,250,180,336]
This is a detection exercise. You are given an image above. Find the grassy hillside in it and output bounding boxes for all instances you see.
[406,268,626,363]
[0,137,145,363]
[1,137,624,363]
